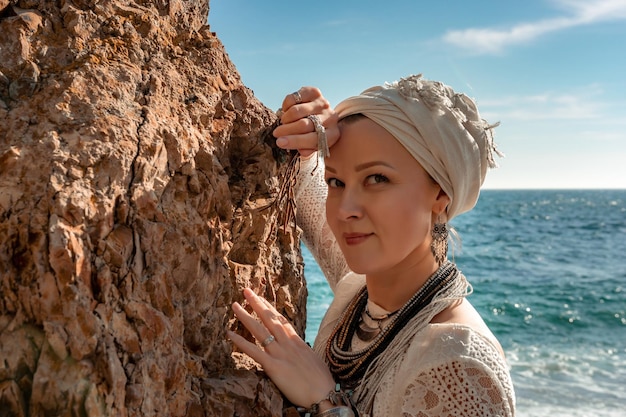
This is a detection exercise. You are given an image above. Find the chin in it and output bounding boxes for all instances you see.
[340,244,390,275]
[345,258,384,276]
[344,258,366,274]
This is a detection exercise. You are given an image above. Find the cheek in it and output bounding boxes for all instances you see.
[377,192,432,241]
[402,210,432,241]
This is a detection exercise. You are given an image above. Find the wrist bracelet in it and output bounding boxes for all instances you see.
[315,406,355,417]
[306,383,352,416]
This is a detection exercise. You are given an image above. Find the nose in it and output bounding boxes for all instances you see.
[336,188,363,221]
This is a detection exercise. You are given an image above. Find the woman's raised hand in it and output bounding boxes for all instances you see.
[228,288,335,408]
[273,87,339,158]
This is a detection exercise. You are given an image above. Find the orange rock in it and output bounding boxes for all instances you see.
[0,1,305,415]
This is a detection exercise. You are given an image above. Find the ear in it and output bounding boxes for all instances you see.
[433,188,451,217]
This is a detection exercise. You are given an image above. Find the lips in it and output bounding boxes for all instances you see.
[343,232,373,246]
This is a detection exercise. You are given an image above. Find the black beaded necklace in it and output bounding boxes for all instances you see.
[325,262,458,386]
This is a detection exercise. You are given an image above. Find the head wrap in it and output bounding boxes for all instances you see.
[334,74,502,220]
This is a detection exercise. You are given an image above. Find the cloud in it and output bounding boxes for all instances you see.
[442,0,626,54]
[480,86,608,121]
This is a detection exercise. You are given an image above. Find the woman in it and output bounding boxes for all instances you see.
[228,74,515,417]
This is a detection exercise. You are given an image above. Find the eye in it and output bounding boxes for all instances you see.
[326,178,345,188]
[365,174,389,185]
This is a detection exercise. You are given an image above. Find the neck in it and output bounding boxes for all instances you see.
[365,255,440,312]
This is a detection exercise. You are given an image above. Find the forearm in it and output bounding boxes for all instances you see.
[294,155,350,291]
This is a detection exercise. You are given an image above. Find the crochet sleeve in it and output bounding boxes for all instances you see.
[294,155,350,291]
[375,326,516,416]
[397,359,515,416]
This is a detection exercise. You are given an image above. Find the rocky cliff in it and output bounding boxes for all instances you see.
[0,1,306,416]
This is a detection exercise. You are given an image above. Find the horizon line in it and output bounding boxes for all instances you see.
[482,187,626,191]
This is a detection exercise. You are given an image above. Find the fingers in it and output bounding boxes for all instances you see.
[276,86,330,130]
[228,289,294,366]
[230,289,296,345]
[279,86,325,118]
[279,98,330,126]
[231,301,273,345]
[275,117,339,156]
[274,115,321,153]
[243,288,297,340]
[273,86,340,157]
[229,288,337,408]
[275,131,318,154]
[227,329,269,366]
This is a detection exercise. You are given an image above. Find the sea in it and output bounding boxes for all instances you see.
[301,189,626,417]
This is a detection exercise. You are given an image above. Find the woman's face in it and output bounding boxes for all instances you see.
[324,117,447,276]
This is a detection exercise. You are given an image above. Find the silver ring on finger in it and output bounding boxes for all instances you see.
[261,334,275,348]
[292,90,302,104]
[307,114,331,158]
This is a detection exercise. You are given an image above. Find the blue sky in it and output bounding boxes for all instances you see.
[209,0,626,189]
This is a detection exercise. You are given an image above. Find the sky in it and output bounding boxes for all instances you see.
[208,0,626,189]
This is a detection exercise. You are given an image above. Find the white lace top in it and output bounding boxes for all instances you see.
[294,156,516,417]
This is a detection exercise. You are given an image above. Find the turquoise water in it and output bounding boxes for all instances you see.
[302,190,626,417]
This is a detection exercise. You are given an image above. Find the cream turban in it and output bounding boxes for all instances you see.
[334,74,502,220]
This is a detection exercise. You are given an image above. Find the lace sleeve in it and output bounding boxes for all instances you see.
[374,326,516,416]
[398,359,515,417]
[294,155,350,291]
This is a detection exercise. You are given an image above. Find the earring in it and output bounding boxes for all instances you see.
[431,214,448,267]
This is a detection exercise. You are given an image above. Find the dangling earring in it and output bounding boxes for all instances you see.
[431,214,448,267]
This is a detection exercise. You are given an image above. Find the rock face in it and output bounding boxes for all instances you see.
[0,1,306,416]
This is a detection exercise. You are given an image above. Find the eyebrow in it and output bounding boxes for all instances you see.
[325,161,394,174]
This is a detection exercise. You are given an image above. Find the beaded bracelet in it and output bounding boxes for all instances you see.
[305,384,353,417]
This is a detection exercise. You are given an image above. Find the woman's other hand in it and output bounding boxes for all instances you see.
[228,288,335,408]
[273,87,339,158]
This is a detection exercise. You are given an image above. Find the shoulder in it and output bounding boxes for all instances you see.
[385,324,515,416]
[404,322,506,369]
[431,298,505,357]
[393,321,513,404]
[413,323,508,372]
